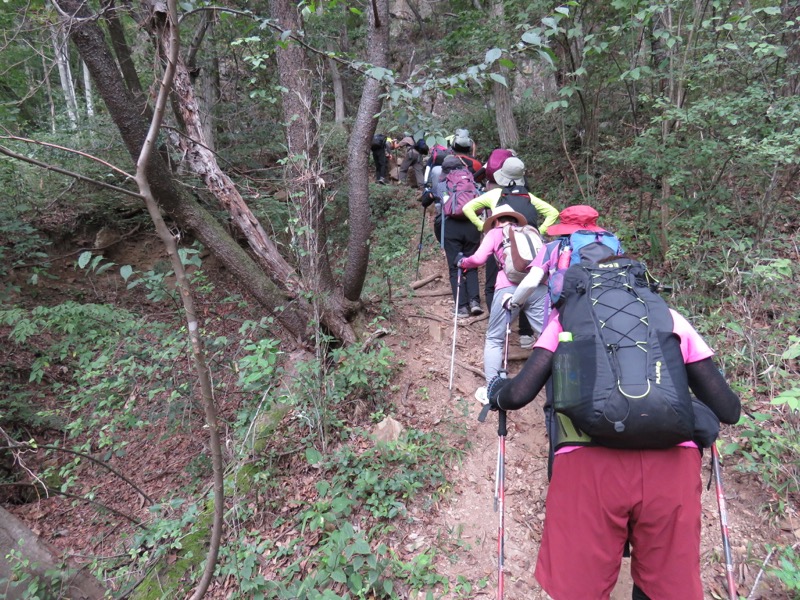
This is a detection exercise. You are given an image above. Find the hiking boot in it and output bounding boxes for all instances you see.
[469,301,484,316]
[377,178,387,185]
[519,335,535,350]
[457,306,470,319]
[475,386,488,405]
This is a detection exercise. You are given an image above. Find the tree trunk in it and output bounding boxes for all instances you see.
[329,57,346,123]
[0,506,107,600]
[54,0,314,341]
[268,0,355,340]
[82,59,94,117]
[101,0,150,116]
[342,0,390,303]
[490,0,518,148]
[50,18,78,128]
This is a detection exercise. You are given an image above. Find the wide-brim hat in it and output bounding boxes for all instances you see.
[494,157,526,186]
[546,205,606,236]
[484,204,527,229]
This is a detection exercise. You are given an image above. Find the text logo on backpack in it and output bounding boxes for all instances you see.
[501,224,543,283]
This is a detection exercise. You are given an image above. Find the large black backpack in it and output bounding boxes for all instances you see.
[371,134,387,151]
[495,183,539,230]
[552,258,695,450]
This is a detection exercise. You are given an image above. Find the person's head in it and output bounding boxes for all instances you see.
[441,155,464,173]
[546,205,606,237]
[452,135,472,154]
[494,157,526,186]
[483,204,527,230]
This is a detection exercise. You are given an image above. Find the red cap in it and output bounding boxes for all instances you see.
[547,205,606,236]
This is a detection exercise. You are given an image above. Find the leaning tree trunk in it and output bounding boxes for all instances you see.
[342,0,390,303]
[268,0,356,341]
[54,0,313,340]
[0,506,107,600]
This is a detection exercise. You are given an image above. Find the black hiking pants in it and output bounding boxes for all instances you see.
[372,147,388,181]
[434,215,480,310]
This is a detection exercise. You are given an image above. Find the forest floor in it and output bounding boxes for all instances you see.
[4,196,798,599]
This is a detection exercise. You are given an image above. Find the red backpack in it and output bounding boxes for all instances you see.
[485,149,514,184]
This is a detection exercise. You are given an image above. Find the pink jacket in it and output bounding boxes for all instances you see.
[459,228,514,290]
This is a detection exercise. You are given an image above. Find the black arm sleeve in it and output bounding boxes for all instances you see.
[685,357,741,424]
[496,347,554,411]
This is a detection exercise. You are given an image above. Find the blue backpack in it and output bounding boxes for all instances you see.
[548,230,623,306]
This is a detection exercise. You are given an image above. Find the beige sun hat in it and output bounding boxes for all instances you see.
[494,157,526,186]
[484,204,527,229]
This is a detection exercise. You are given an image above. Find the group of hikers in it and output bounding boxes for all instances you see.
[387,127,743,600]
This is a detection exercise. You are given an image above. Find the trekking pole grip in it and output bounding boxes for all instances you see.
[498,410,507,437]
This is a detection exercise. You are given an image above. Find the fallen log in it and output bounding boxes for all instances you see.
[410,274,441,290]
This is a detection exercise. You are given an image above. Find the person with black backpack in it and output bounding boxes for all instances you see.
[396,134,426,190]
[421,155,484,318]
[371,133,390,185]
[484,250,742,599]
[462,156,559,348]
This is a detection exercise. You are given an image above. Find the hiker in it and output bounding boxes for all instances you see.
[462,156,559,348]
[456,205,547,384]
[396,134,426,190]
[424,131,481,189]
[485,265,741,599]
[421,155,484,318]
[371,133,391,185]
[450,134,483,178]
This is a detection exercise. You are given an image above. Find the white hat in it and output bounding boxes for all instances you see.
[494,157,526,186]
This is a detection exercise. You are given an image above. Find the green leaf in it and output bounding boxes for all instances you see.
[555,6,570,16]
[120,265,133,281]
[77,251,92,269]
[521,30,543,46]
[383,580,394,595]
[485,48,502,63]
[498,58,516,69]
[330,569,347,584]
[489,73,507,86]
[305,447,322,465]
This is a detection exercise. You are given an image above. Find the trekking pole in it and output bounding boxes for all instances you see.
[712,443,738,600]
[448,267,462,395]
[415,205,427,280]
[496,408,507,600]
[492,308,512,599]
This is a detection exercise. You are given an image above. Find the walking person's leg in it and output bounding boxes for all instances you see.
[399,149,412,185]
[376,149,388,183]
[485,258,498,315]
[442,229,468,316]
[484,290,516,382]
[458,219,483,315]
[521,284,547,336]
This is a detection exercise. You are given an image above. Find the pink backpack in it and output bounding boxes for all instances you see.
[485,149,514,184]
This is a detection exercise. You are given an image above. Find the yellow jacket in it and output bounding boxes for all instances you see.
[462,187,559,235]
